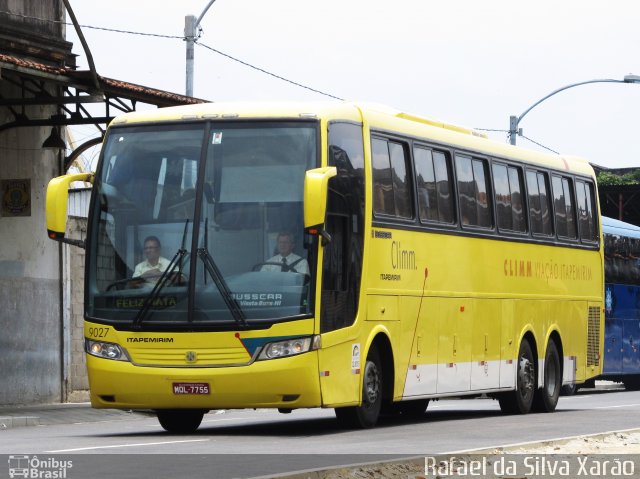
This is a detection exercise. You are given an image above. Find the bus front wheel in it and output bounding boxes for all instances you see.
[157,409,205,433]
[335,347,383,428]
[499,339,536,414]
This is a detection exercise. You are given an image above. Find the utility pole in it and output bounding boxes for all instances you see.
[185,15,196,97]
[185,0,218,97]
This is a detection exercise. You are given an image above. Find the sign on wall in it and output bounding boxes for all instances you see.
[1,179,31,217]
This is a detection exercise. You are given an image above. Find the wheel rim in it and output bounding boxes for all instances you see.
[363,361,380,408]
[518,353,535,399]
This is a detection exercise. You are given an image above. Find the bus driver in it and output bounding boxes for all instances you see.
[261,232,309,275]
[133,235,170,281]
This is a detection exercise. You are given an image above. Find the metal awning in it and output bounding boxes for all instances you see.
[599,184,640,227]
[0,52,207,170]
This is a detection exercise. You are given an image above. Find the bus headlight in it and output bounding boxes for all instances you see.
[85,339,129,361]
[258,335,320,360]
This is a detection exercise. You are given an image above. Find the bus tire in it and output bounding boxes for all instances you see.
[560,383,578,396]
[623,376,640,391]
[335,347,383,428]
[532,340,561,412]
[498,338,536,414]
[157,409,205,433]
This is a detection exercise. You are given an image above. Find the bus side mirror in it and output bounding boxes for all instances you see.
[304,167,337,230]
[46,173,93,248]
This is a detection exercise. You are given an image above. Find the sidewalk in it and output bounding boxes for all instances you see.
[0,402,144,429]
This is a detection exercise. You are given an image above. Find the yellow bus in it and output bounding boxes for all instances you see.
[46,102,604,432]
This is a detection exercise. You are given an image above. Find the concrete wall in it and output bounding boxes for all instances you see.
[0,0,66,405]
[0,106,63,404]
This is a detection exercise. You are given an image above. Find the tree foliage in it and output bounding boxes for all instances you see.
[597,170,640,186]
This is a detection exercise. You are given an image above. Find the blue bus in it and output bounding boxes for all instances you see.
[601,216,640,390]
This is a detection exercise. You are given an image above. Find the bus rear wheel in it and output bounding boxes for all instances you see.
[532,340,561,412]
[499,339,536,414]
[335,347,383,428]
[157,409,205,433]
[623,376,640,391]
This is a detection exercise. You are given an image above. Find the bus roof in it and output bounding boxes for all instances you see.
[109,100,594,178]
[602,216,640,239]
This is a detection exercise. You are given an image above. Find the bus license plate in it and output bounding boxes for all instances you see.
[172,382,210,395]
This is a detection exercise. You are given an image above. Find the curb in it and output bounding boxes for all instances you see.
[0,416,39,429]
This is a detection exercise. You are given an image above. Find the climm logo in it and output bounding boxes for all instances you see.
[391,241,417,271]
[504,258,593,282]
[504,259,532,277]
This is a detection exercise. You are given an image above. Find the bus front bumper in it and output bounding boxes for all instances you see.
[86,351,321,410]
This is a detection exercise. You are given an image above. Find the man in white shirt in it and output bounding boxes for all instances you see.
[133,236,171,281]
[261,232,309,275]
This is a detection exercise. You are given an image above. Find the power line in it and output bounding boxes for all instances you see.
[1,8,344,100]
[474,127,509,133]
[197,42,344,101]
[520,135,559,154]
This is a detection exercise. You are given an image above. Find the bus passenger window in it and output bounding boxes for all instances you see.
[388,142,412,219]
[527,170,553,236]
[372,138,394,215]
[509,166,526,232]
[493,163,525,233]
[456,155,492,228]
[576,180,597,242]
[414,147,454,224]
[552,175,577,239]
[371,138,413,219]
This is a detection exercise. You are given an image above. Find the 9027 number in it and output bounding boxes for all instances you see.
[88,327,110,338]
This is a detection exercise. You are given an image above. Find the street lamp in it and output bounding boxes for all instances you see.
[509,74,640,145]
[185,0,218,97]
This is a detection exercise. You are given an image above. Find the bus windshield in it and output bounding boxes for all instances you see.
[86,121,318,329]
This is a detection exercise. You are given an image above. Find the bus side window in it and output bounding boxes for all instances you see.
[414,146,454,224]
[372,138,394,215]
[493,163,526,233]
[456,155,492,228]
[576,180,597,243]
[371,137,413,219]
[527,170,553,236]
[552,175,577,239]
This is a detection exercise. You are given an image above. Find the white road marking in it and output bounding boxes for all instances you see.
[47,439,209,453]
[592,403,640,409]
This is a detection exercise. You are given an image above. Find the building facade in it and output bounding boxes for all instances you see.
[0,1,203,405]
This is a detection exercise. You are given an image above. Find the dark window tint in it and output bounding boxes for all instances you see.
[509,167,526,232]
[372,138,393,215]
[526,170,553,236]
[552,175,577,239]
[576,180,598,242]
[605,233,640,285]
[322,122,366,332]
[372,138,413,219]
[456,155,492,228]
[414,146,454,223]
[389,142,412,218]
[493,163,526,232]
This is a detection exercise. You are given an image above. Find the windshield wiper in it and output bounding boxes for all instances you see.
[197,247,247,328]
[132,220,189,330]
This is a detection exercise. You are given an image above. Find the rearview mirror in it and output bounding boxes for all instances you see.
[303,167,337,229]
[46,173,93,247]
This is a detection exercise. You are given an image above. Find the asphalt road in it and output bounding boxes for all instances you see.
[1,385,639,479]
